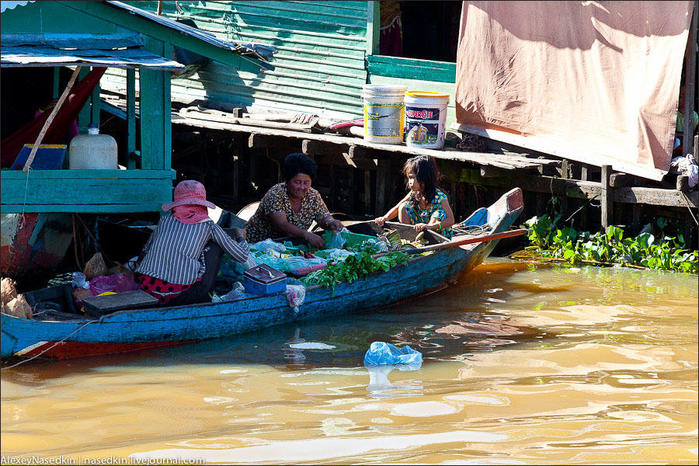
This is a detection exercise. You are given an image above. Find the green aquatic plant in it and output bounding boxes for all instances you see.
[522,215,698,274]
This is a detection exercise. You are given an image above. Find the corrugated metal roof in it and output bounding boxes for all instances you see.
[0,45,185,70]
[0,1,34,13]
[104,0,276,62]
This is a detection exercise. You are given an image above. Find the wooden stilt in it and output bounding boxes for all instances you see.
[601,165,613,229]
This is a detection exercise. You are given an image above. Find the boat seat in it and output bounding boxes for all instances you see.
[83,290,159,317]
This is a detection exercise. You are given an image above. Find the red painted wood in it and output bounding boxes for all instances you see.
[22,340,199,360]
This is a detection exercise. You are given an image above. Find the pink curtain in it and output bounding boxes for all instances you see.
[455,1,694,180]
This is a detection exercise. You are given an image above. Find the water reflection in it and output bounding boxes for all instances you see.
[366,365,423,399]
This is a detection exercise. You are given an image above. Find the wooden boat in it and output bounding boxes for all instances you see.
[1,188,524,361]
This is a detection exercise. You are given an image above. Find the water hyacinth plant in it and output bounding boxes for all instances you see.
[522,215,698,274]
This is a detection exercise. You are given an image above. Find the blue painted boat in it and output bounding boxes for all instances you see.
[1,188,524,361]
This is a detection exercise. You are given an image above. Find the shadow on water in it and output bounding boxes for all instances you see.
[2,261,556,382]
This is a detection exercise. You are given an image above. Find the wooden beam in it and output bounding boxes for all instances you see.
[171,116,556,171]
[302,139,345,157]
[609,172,633,188]
[342,152,377,170]
[480,166,510,178]
[248,133,296,153]
[346,145,378,169]
[1,169,174,213]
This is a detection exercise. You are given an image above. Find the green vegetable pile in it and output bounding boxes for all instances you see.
[522,215,698,274]
[301,251,409,293]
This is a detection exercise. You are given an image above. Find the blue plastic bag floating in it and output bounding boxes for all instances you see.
[363,341,422,368]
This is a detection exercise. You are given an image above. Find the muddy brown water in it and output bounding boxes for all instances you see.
[1,259,697,464]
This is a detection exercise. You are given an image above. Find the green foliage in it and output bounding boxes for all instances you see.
[301,251,409,293]
[523,215,698,274]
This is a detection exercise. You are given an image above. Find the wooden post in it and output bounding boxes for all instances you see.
[375,158,389,215]
[683,2,697,158]
[580,165,589,227]
[601,165,613,229]
[126,68,137,169]
[364,170,372,213]
[632,204,642,233]
[23,66,82,173]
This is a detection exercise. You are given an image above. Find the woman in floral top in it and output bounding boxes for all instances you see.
[245,153,343,248]
[375,155,455,238]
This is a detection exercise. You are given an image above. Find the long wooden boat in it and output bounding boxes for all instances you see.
[1,188,524,361]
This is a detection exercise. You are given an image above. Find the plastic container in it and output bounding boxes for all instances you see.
[362,84,407,144]
[404,91,450,149]
[69,124,118,169]
[243,264,287,295]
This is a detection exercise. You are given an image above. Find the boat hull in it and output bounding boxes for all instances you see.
[1,188,523,360]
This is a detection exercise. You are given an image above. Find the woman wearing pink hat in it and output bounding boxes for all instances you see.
[134,180,250,306]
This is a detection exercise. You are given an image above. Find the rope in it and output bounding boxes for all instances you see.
[452,223,490,237]
[1,319,96,370]
[681,192,699,226]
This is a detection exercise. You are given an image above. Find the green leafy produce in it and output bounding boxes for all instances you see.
[522,215,698,274]
[302,251,409,293]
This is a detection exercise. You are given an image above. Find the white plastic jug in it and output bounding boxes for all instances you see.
[69,125,118,169]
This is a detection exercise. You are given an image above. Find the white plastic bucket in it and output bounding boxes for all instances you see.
[404,91,450,149]
[362,84,407,144]
[69,126,117,169]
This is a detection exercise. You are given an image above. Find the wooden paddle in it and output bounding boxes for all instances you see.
[398,228,528,255]
[289,228,528,277]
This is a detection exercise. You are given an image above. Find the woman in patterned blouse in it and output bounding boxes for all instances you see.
[245,153,343,248]
[375,155,455,238]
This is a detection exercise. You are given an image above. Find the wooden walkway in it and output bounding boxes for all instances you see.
[101,96,699,235]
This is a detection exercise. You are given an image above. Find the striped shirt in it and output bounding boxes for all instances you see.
[135,215,249,285]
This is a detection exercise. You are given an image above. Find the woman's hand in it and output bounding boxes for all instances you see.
[328,219,344,232]
[303,231,325,249]
[232,228,246,242]
[413,223,430,232]
[375,216,386,227]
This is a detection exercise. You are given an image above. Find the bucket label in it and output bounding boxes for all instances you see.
[364,103,404,139]
[406,105,443,146]
[406,107,440,121]
[407,122,440,145]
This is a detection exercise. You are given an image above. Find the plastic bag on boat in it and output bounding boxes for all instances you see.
[363,341,423,368]
[315,248,354,262]
[285,284,306,313]
[251,252,326,274]
[72,272,90,290]
[89,273,138,296]
[250,238,286,253]
[325,231,347,249]
[212,282,248,302]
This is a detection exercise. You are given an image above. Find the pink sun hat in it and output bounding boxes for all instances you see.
[162,180,216,211]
